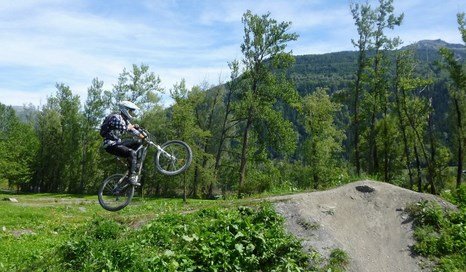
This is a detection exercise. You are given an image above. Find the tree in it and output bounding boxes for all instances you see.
[35,98,65,192]
[371,0,403,175]
[393,50,431,189]
[214,60,243,197]
[0,103,38,190]
[236,10,299,196]
[439,12,466,188]
[300,89,345,188]
[107,64,163,111]
[189,80,227,198]
[352,0,403,178]
[169,80,210,201]
[57,84,83,193]
[80,78,107,193]
[35,84,82,193]
[350,1,375,176]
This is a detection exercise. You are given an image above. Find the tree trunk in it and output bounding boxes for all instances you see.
[383,104,389,183]
[80,138,88,194]
[413,144,422,192]
[238,109,253,197]
[183,173,187,203]
[427,104,436,194]
[352,50,365,177]
[394,87,414,189]
[454,98,464,188]
[401,127,414,189]
[214,85,234,173]
[192,165,199,198]
[368,110,377,174]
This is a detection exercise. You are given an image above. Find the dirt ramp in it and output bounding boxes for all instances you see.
[271,180,453,272]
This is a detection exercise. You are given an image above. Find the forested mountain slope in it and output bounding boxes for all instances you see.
[283,39,466,149]
[288,39,466,96]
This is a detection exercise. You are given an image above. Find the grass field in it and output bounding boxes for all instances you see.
[1,192,321,271]
[0,193,238,270]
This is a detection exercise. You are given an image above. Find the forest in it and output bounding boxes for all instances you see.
[1,2,466,200]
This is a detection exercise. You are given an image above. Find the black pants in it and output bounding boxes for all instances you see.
[105,139,142,176]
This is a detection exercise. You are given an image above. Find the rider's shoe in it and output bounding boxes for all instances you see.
[127,175,141,186]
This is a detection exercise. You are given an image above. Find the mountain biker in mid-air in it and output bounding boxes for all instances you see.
[100,101,145,186]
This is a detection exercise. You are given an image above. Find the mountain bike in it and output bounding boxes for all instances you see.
[98,128,192,211]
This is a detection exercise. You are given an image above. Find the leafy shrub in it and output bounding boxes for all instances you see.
[408,198,466,272]
[441,184,466,208]
[47,204,312,271]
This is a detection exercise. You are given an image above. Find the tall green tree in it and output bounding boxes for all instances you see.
[393,50,431,190]
[169,80,210,201]
[107,64,163,111]
[301,89,345,188]
[57,84,83,193]
[35,84,82,193]
[356,0,403,177]
[439,12,466,188]
[236,10,299,196]
[190,81,226,198]
[80,78,107,192]
[214,60,243,196]
[0,104,38,190]
[350,1,375,176]
[35,98,65,192]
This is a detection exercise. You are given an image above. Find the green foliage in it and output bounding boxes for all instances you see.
[442,184,466,208]
[325,248,350,272]
[0,103,39,190]
[408,196,466,271]
[300,88,345,188]
[438,24,466,189]
[6,8,466,199]
[35,84,83,193]
[2,193,352,272]
[80,78,108,192]
[107,63,163,111]
[236,10,299,195]
[42,204,311,271]
[458,13,466,43]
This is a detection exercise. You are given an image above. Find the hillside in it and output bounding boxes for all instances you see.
[282,39,466,147]
[289,39,466,96]
[271,180,455,272]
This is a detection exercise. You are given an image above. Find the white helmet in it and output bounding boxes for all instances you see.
[118,101,140,120]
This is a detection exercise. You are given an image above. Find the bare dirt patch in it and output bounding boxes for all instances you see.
[270,180,454,272]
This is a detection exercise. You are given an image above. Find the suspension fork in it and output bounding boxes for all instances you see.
[136,145,148,176]
[148,141,176,161]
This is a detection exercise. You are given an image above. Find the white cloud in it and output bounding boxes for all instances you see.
[0,0,465,107]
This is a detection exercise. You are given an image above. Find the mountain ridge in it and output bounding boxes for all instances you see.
[401,39,466,51]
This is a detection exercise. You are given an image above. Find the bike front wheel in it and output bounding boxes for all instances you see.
[98,174,134,211]
[155,140,192,176]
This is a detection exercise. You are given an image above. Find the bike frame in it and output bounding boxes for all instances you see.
[132,138,176,181]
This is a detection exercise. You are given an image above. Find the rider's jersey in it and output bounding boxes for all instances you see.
[102,114,140,148]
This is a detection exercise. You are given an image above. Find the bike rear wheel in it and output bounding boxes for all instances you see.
[155,140,192,176]
[98,174,134,211]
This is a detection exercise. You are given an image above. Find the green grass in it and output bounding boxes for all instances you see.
[0,192,349,271]
[0,194,237,270]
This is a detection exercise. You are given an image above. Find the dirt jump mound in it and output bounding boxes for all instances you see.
[271,180,454,272]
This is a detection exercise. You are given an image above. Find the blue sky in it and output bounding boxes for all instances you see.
[1,0,465,107]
